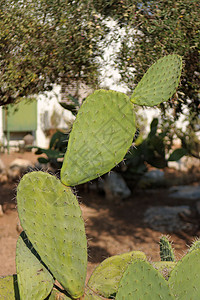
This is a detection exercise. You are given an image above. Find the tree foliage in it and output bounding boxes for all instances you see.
[0,0,107,106]
[110,0,200,120]
[1,0,199,124]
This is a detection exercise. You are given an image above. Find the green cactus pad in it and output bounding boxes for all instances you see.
[16,231,54,300]
[152,261,176,280]
[160,236,176,262]
[48,288,72,299]
[17,171,87,299]
[188,238,200,253]
[84,287,105,300]
[61,89,136,186]
[131,54,182,106]
[0,275,19,299]
[169,249,200,299]
[87,251,146,298]
[116,260,175,300]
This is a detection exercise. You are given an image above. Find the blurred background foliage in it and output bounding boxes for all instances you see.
[0,0,199,165]
[0,0,108,106]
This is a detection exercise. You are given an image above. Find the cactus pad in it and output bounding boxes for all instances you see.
[160,236,175,262]
[84,287,105,300]
[61,89,136,186]
[17,171,87,299]
[16,231,54,300]
[87,251,146,298]
[48,288,72,299]
[131,54,182,106]
[188,238,200,253]
[169,249,200,299]
[152,261,176,280]
[0,275,19,299]
[116,260,174,300]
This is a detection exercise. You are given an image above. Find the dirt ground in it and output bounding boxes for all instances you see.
[0,151,200,282]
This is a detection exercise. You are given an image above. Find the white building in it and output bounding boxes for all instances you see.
[0,85,75,150]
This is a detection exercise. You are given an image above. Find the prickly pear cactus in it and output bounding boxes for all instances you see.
[87,251,146,298]
[131,54,182,106]
[116,260,175,300]
[16,231,54,300]
[169,249,200,299]
[84,287,105,300]
[0,275,19,299]
[160,236,175,262]
[17,171,87,299]
[61,89,136,186]
[152,261,176,280]
[48,288,72,299]
[188,238,200,253]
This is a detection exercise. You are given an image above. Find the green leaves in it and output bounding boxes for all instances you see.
[168,148,188,161]
[115,0,199,121]
[0,0,108,106]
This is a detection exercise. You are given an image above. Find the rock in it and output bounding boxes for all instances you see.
[167,161,188,172]
[0,159,8,183]
[103,172,131,200]
[168,156,200,172]
[23,134,34,146]
[169,185,200,200]
[144,205,194,233]
[23,134,34,151]
[9,158,33,169]
[138,169,165,188]
[8,158,34,181]
[0,173,8,183]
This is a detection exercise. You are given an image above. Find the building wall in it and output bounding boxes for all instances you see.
[36,85,75,148]
[0,85,75,149]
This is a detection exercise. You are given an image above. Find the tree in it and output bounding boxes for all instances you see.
[93,0,200,157]
[0,0,108,106]
[111,0,200,121]
[1,0,199,121]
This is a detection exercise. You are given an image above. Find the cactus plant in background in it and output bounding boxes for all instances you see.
[0,54,189,299]
[160,235,176,262]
